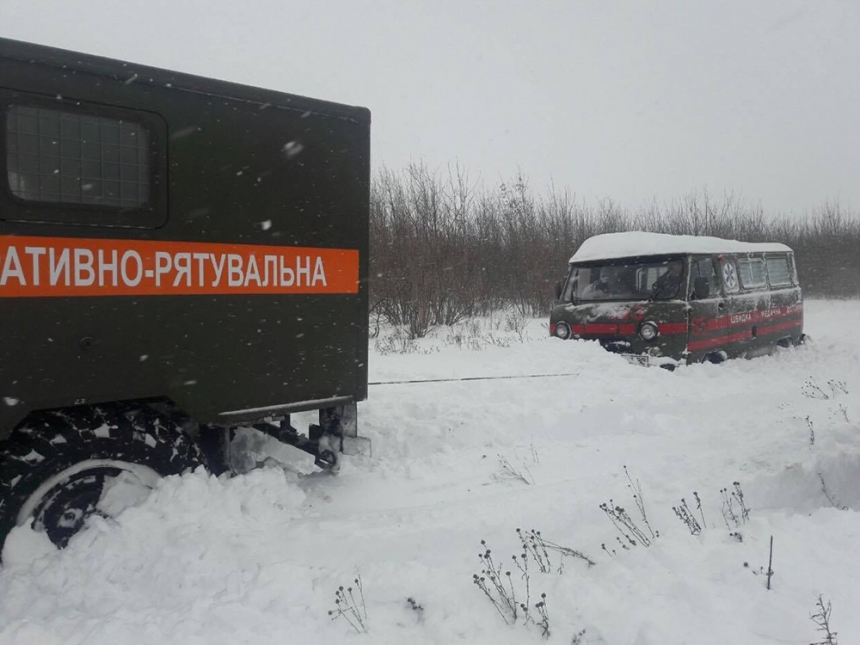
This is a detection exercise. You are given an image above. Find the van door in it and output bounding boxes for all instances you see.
[714,254,753,358]
[764,253,804,346]
[686,255,725,362]
[732,254,772,357]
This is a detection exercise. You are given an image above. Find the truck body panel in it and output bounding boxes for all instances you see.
[0,37,370,438]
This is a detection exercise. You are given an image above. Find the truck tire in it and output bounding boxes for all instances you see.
[0,404,205,554]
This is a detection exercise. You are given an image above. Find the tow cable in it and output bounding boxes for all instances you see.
[369,373,580,386]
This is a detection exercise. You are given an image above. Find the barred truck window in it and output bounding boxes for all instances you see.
[765,255,793,287]
[737,257,766,289]
[6,105,151,209]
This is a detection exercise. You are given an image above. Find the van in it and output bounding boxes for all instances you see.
[549,232,804,366]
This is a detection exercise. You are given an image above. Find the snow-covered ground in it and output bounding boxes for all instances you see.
[2,300,859,645]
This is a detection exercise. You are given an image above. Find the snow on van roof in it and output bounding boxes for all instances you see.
[569,232,792,263]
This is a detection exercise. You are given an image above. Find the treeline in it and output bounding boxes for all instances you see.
[370,164,860,337]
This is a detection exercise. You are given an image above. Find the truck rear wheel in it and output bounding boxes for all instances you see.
[0,404,205,554]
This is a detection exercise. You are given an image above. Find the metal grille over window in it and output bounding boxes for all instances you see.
[737,257,766,289]
[765,256,792,286]
[6,105,150,208]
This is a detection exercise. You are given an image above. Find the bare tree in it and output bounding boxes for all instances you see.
[369,164,860,337]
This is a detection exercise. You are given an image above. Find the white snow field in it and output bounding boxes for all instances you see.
[1,300,859,645]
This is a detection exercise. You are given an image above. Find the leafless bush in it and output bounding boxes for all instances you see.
[373,326,426,355]
[803,378,832,400]
[370,164,860,334]
[818,474,848,510]
[600,467,659,550]
[443,319,521,351]
[472,538,551,638]
[673,494,704,536]
[624,466,658,542]
[406,597,424,620]
[329,577,368,634]
[810,595,838,644]
[497,454,534,485]
[600,500,653,549]
[472,530,588,639]
[516,528,596,571]
[720,482,749,530]
[504,308,529,342]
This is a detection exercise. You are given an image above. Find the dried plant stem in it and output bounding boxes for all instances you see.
[330,578,368,634]
[810,595,838,644]
[624,466,657,540]
[766,536,774,591]
[693,491,706,528]
[498,454,534,485]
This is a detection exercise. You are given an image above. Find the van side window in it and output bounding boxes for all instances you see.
[6,105,151,209]
[720,259,739,293]
[765,255,793,287]
[737,257,766,289]
[690,258,720,298]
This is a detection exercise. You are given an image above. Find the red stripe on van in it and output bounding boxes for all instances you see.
[704,304,803,331]
[688,318,802,351]
[564,305,803,344]
[582,323,619,335]
[689,330,751,351]
[757,319,804,336]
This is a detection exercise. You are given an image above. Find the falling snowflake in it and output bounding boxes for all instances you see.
[282,141,304,159]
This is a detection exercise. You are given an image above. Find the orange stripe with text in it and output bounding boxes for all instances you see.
[0,235,359,297]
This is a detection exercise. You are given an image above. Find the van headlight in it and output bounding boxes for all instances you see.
[554,322,571,339]
[639,322,658,341]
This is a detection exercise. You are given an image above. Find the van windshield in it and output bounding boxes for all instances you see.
[564,258,684,302]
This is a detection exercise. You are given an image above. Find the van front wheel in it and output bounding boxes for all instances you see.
[0,404,205,555]
[702,351,728,364]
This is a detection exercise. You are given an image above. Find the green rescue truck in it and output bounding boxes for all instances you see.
[0,37,370,552]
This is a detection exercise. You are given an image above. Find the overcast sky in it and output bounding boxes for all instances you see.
[2,0,858,216]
